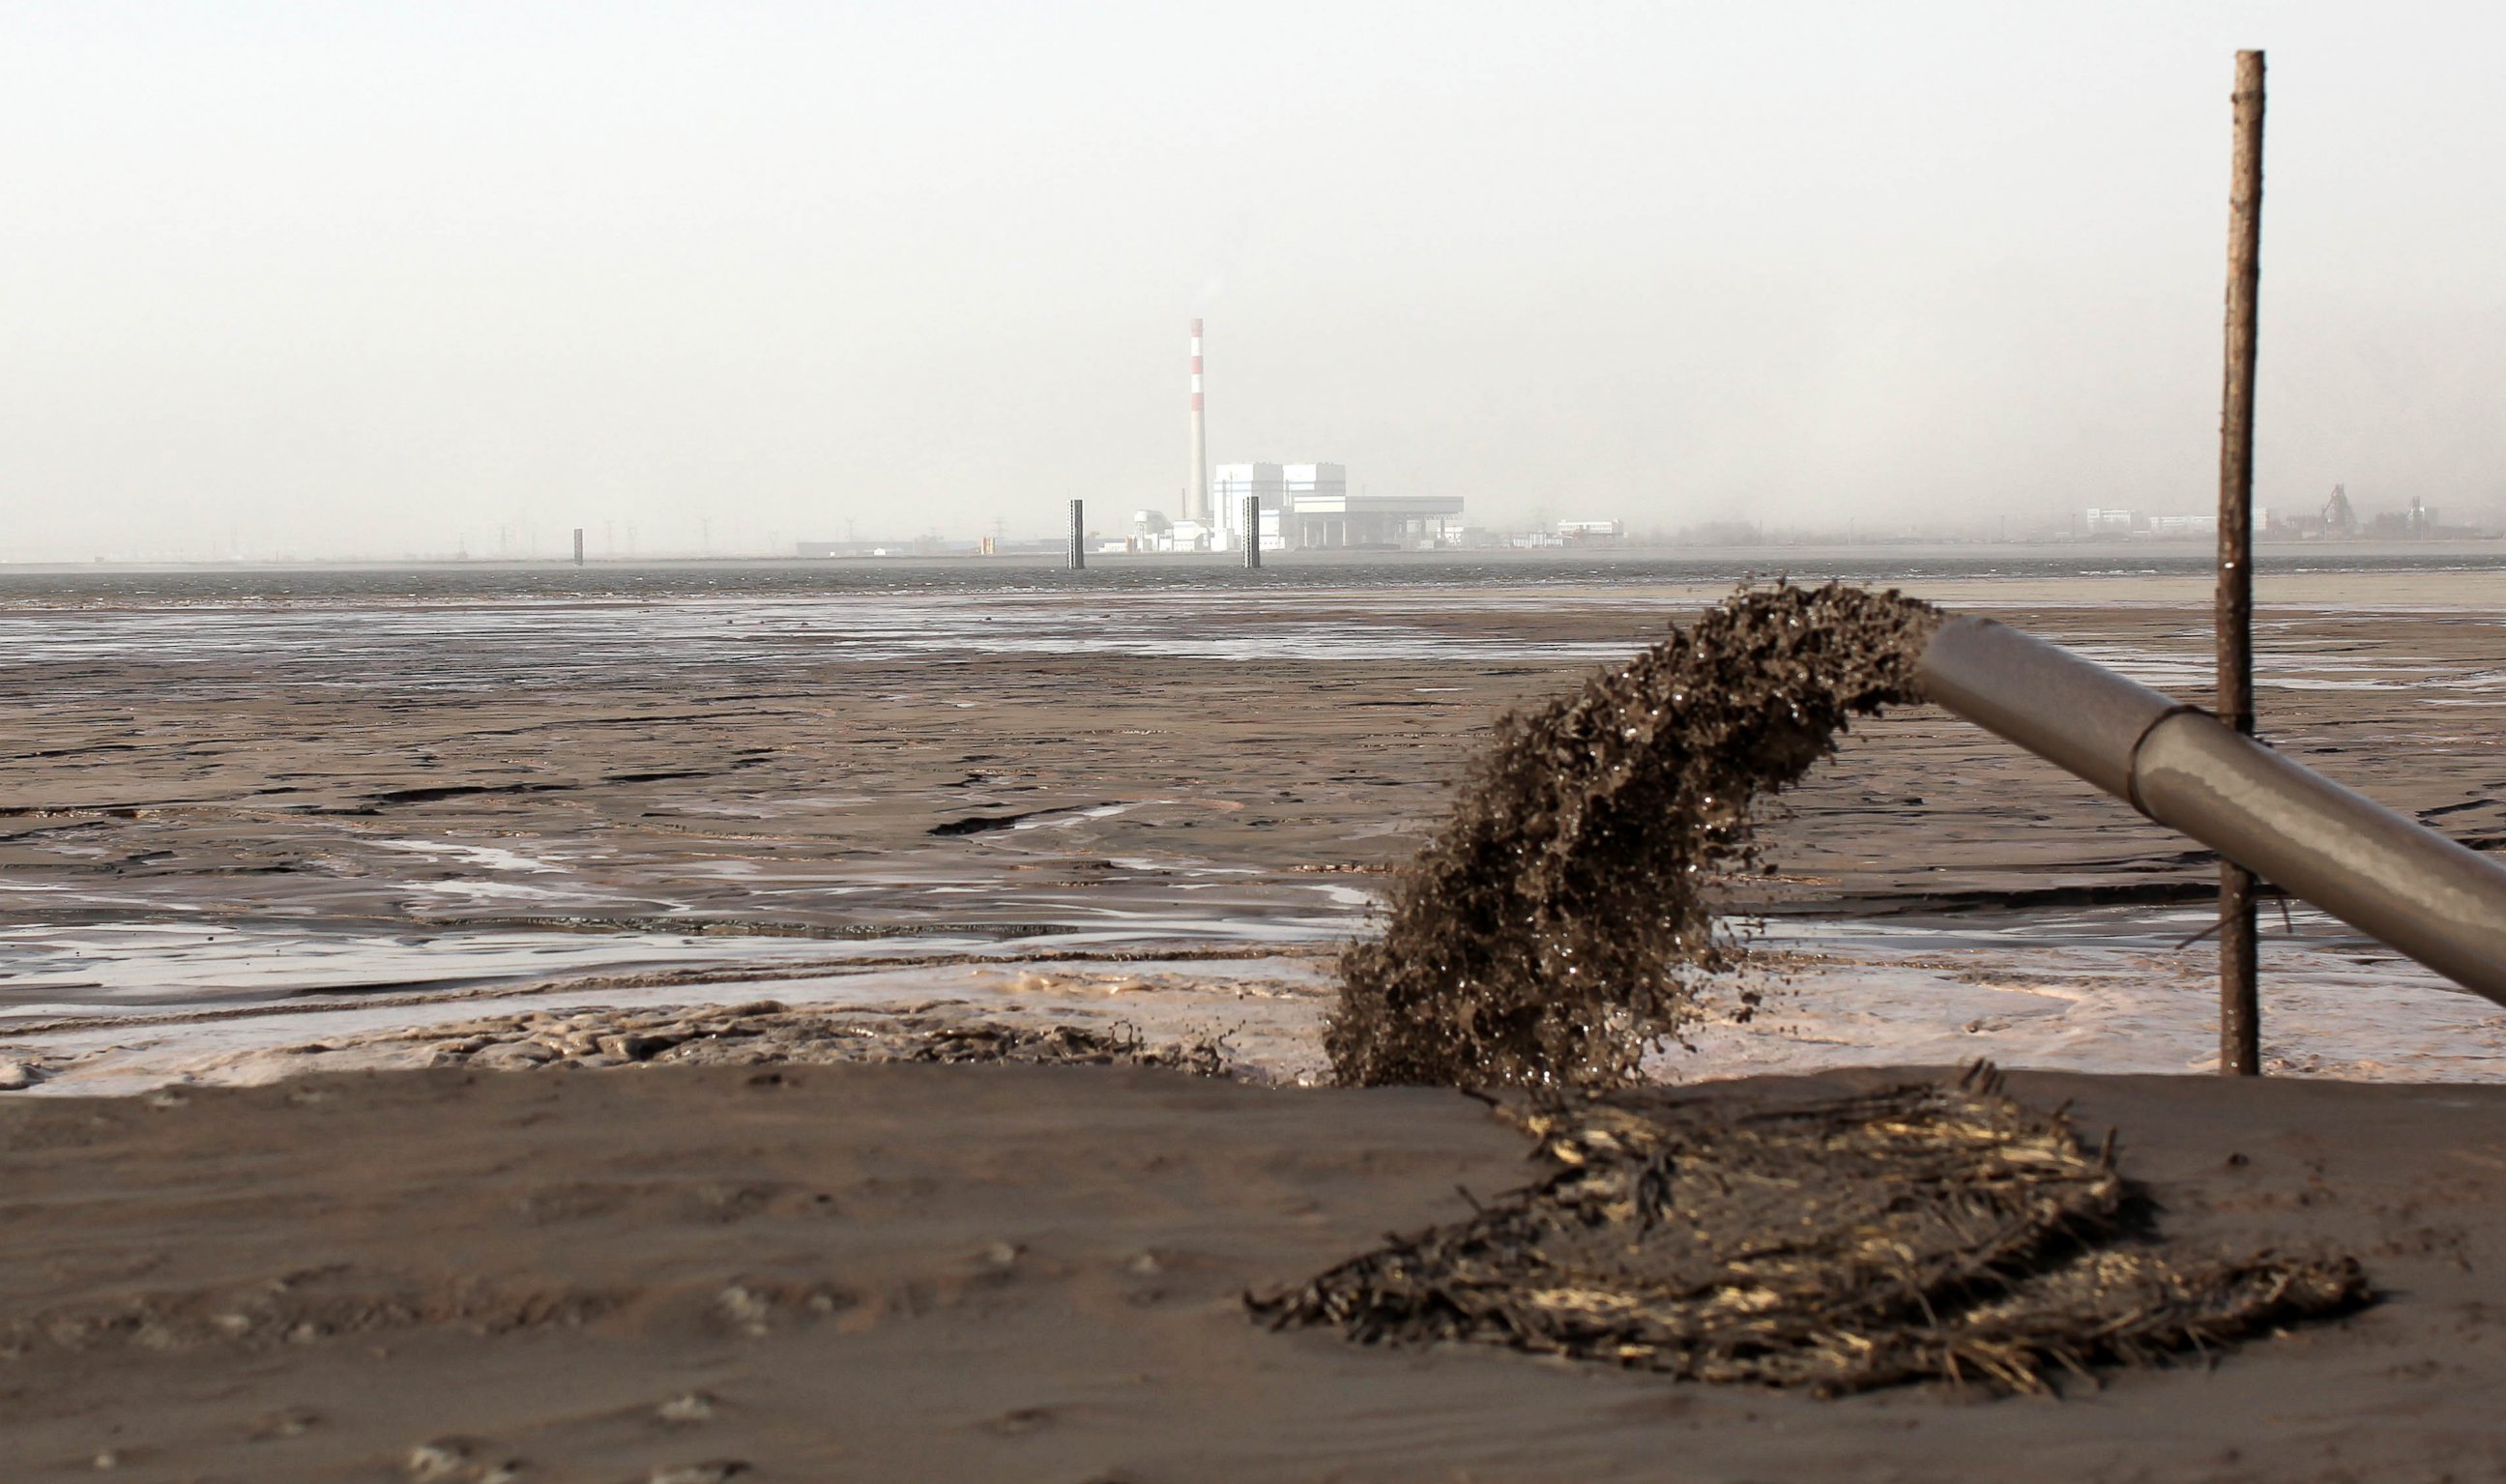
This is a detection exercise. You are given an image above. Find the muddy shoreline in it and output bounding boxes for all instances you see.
[6,1062,2505,1481]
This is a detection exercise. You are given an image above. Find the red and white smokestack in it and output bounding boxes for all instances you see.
[1187,318,1209,526]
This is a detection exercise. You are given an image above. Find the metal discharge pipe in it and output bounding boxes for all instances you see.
[1918,615,2506,1007]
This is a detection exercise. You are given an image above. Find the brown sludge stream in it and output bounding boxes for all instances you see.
[1329,582,1943,1089]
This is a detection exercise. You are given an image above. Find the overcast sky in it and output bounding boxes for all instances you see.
[4,1,2501,558]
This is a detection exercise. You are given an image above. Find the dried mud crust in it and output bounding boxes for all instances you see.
[1330,583,1942,1089]
[359,1003,1237,1078]
[1250,1066,2369,1395]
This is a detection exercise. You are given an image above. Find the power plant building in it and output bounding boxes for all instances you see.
[1133,320,1462,553]
[1211,462,1291,552]
[1213,462,1340,551]
[1208,463,1462,551]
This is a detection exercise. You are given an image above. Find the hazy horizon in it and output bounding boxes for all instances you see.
[6,2,2503,562]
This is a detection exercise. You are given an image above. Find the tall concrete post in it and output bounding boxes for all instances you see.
[1067,499,1085,570]
[1243,493,1261,569]
[1186,319,1209,525]
[572,528,584,566]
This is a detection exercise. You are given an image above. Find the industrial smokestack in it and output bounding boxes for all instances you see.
[1187,319,1209,526]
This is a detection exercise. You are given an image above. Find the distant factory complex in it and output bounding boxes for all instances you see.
[787,317,1662,559]
[2081,485,2478,542]
[785,320,2491,561]
[1122,320,1463,554]
[1130,462,1462,553]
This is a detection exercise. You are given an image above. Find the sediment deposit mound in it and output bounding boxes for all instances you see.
[1252,1066,2366,1393]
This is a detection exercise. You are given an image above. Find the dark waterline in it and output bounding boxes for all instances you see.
[2,545,2501,606]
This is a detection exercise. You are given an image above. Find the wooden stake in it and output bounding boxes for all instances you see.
[2217,50,2265,1076]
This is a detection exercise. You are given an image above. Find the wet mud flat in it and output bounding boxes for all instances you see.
[3,568,2504,1089]
[4,1061,2505,1482]
[3,572,2502,984]
[5,576,2503,934]
[5,567,2506,1478]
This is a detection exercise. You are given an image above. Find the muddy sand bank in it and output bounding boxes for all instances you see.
[5,1061,2505,1482]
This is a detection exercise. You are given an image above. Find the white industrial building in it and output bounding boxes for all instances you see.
[1209,462,1462,551]
[1211,462,1323,552]
[1127,464,1462,553]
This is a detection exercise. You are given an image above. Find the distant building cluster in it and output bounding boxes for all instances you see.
[2079,508,2263,539]
[1126,463,1466,553]
[1439,519,1627,549]
[797,536,1062,559]
[2080,485,2483,542]
[2284,486,2468,539]
[793,320,2460,559]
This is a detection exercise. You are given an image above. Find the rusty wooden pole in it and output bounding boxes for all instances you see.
[2217,50,2266,1076]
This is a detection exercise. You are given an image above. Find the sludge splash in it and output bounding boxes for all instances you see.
[1327,583,1942,1089]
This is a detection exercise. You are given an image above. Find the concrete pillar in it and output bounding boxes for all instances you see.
[1243,494,1261,569]
[1067,499,1085,570]
[571,528,584,566]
